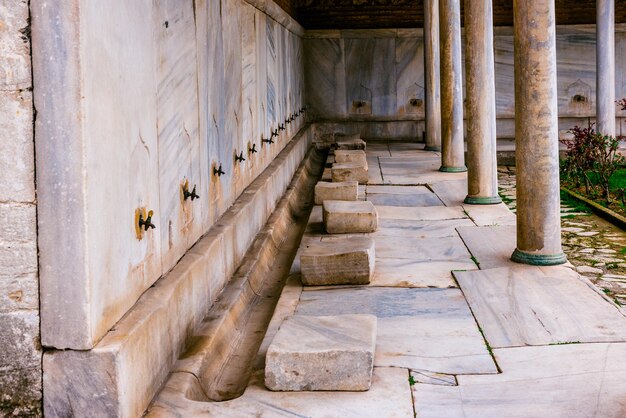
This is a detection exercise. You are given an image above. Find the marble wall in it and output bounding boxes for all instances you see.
[305,25,626,139]
[32,0,306,352]
[0,1,41,415]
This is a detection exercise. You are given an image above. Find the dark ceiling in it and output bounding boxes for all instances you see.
[279,0,626,30]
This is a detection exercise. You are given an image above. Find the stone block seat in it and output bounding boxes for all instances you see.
[314,181,359,205]
[265,315,377,391]
[334,149,367,165]
[300,236,375,285]
[331,162,368,184]
[336,137,366,151]
[323,200,378,234]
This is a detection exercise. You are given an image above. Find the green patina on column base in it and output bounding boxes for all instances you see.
[511,248,567,266]
[439,166,467,173]
[424,146,441,152]
[464,195,502,205]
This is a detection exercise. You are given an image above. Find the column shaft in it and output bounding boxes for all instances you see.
[424,0,441,151]
[511,0,566,265]
[464,0,501,205]
[596,0,615,136]
[439,0,466,172]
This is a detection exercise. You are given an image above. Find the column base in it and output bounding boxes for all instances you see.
[424,146,441,152]
[439,166,467,173]
[511,248,567,266]
[464,195,502,205]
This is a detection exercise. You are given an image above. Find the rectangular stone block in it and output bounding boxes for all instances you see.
[314,181,358,204]
[334,149,367,165]
[331,162,369,184]
[336,138,366,150]
[300,236,375,285]
[265,315,376,391]
[323,200,378,234]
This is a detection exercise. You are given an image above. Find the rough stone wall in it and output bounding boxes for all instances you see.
[0,0,41,416]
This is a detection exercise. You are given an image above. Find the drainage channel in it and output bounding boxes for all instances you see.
[153,145,327,405]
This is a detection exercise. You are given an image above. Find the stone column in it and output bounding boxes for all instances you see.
[511,0,566,266]
[439,0,466,172]
[596,0,615,136]
[464,0,501,204]
[424,0,441,151]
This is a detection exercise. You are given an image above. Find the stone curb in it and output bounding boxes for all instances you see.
[560,187,626,231]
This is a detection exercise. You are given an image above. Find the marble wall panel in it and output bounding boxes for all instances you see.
[304,38,347,119]
[239,2,258,188]
[205,0,226,225]
[395,37,425,117]
[221,0,243,201]
[156,0,204,273]
[345,37,397,117]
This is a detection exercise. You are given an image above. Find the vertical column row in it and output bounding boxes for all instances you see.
[424,0,441,151]
[438,0,466,172]
[511,0,566,265]
[596,0,616,136]
[463,0,501,205]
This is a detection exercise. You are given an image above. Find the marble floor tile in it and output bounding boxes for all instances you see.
[376,205,467,221]
[371,235,472,260]
[366,192,443,207]
[383,171,467,185]
[456,225,517,270]
[455,265,626,348]
[365,185,431,195]
[374,218,475,239]
[462,202,516,226]
[429,179,468,207]
[296,287,498,374]
[413,343,626,418]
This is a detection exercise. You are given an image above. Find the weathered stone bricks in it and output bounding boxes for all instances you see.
[300,236,375,285]
[323,200,378,234]
[265,315,377,391]
[314,181,358,204]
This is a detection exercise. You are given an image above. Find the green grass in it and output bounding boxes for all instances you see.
[609,169,626,190]
[408,374,416,386]
[560,190,592,214]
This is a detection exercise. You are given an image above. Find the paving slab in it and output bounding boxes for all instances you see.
[314,181,358,204]
[265,315,377,391]
[370,236,472,261]
[296,287,498,374]
[428,179,468,206]
[366,156,384,184]
[366,185,432,195]
[374,218,475,239]
[454,265,626,348]
[323,200,378,234]
[462,202,516,226]
[300,237,375,285]
[366,192,443,207]
[413,343,626,418]
[376,205,467,221]
[457,225,517,269]
[148,367,414,418]
[383,171,467,185]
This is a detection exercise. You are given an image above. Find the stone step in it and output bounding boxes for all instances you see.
[334,149,367,165]
[336,138,366,150]
[300,236,375,285]
[331,162,369,184]
[323,200,378,234]
[314,181,359,205]
[265,314,377,391]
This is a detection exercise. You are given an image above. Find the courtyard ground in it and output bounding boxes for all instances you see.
[148,143,626,417]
